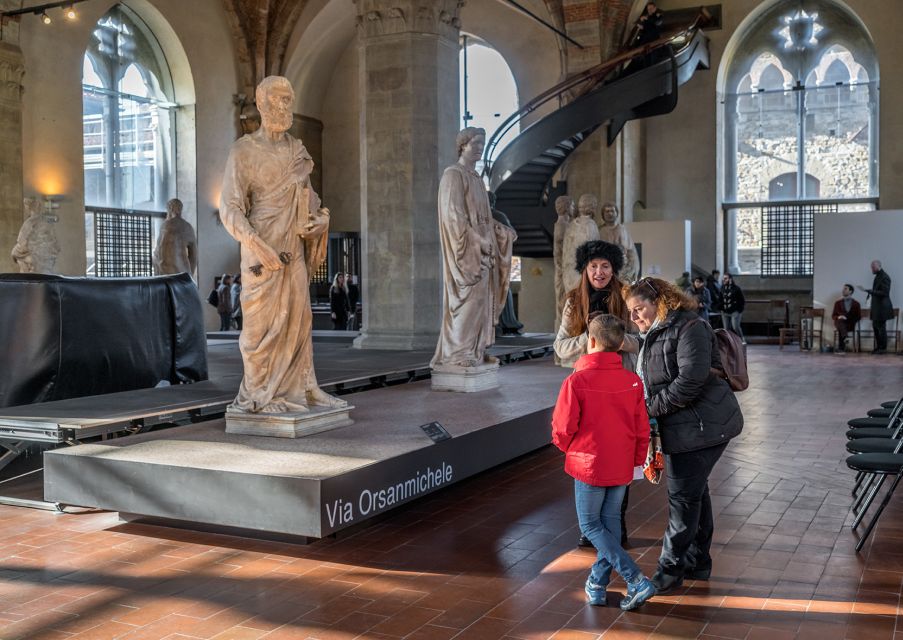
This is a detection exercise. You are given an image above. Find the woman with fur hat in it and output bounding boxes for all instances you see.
[554,240,637,368]
[554,239,639,550]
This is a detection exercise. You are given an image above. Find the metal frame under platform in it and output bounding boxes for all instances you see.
[42,359,566,539]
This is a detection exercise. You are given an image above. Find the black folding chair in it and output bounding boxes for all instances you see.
[846,452,903,552]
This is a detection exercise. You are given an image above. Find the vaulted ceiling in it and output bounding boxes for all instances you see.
[221,0,311,93]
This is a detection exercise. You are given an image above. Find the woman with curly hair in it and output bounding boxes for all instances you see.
[554,240,638,550]
[623,277,743,594]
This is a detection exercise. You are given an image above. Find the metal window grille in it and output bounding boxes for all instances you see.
[760,202,837,276]
[92,210,155,277]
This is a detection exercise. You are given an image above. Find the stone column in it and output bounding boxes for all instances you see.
[353,0,462,350]
[0,40,25,273]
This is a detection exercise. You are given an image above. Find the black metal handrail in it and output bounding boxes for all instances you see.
[481,9,710,176]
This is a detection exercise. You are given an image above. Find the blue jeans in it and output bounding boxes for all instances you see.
[721,311,744,341]
[574,480,640,586]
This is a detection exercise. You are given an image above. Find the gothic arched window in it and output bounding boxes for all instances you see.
[83,4,177,276]
[721,1,877,275]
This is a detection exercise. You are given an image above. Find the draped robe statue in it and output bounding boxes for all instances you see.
[599,202,640,283]
[219,76,345,415]
[561,194,600,293]
[12,197,60,274]
[153,198,198,278]
[431,127,514,371]
[553,195,574,328]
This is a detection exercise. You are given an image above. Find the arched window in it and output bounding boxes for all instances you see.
[459,36,519,175]
[83,4,177,276]
[721,1,877,275]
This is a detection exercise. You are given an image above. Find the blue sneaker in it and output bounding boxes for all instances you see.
[584,576,607,606]
[620,576,655,611]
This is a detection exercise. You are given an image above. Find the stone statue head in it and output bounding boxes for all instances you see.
[256,76,295,135]
[577,194,598,218]
[601,202,619,225]
[167,198,183,218]
[456,127,486,161]
[23,197,42,219]
[554,196,574,219]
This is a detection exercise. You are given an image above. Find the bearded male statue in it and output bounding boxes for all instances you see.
[219,76,348,429]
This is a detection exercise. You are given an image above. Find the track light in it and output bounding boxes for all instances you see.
[40,11,51,24]
[65,5,77,20]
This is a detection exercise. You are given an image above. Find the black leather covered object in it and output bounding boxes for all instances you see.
[0,273,208,408]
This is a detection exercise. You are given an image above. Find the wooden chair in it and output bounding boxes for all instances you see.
[766,299,790,339]
[800,307,824,351]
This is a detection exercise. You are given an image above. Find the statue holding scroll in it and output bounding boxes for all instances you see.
[219,76,346,421]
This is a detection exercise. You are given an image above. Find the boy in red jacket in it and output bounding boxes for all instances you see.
[552,314,654,610]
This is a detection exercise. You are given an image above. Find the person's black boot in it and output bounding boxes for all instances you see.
[577,533,594,548]
[651,567,684,594]
[684,565,711,581]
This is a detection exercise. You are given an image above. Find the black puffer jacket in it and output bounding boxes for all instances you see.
[639,309,743,454]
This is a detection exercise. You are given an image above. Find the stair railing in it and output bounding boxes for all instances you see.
[481,9,709,177]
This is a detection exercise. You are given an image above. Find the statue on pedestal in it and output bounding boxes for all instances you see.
[11,197,60,274]
[219,76,349,435]
[488,191,522,335]
[561,194,601,294]
[152,198,198,279]
[431,127,510,391]
[553,195,575,328]
[599,202,640,283]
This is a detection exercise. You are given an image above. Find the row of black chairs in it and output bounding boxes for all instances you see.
[845,398,903,552]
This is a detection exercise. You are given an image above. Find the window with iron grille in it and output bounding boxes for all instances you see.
[760,203,836,276]
[92,210,155,277]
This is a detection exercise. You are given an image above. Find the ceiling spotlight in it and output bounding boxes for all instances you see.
[65,6,77,20]
[40,11,51,25]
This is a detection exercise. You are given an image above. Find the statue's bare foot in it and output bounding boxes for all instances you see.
[455,359,478,368]
[307,387,348,409]
[483,354,499,365]
[260,400,310,414]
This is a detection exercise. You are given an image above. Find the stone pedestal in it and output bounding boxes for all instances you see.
[225,405,354,438]
[431,363,499,393]
[352,0,462,351]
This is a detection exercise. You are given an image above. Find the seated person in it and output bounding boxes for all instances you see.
[832,284,862,353]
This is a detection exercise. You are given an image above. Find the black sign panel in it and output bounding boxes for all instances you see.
[420,421,451,443]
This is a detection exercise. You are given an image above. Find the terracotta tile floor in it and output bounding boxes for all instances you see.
[2,347,903,639]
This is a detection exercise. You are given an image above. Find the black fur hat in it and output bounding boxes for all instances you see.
[575,240,624,275]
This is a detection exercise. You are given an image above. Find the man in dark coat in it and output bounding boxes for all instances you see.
[859,260,893,354]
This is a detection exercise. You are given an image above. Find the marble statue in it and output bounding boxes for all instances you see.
[552,195,574,328]
[219,76,348,434]
[431,127,513,390]
[152,198,198,278]
[561,194,601,293]
[599,202,640,283]
[11,197,60,274]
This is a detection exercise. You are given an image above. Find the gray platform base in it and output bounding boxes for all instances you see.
[225,405,354,438]
[43,360,566,538]
[430,364,499,392]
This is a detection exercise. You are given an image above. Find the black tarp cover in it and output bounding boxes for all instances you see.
[0,272,208,408]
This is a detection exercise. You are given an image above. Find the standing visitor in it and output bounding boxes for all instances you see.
[624,277,743,593]
[720,273,745,343]
[552,314,655,611]
[330,273,351,331]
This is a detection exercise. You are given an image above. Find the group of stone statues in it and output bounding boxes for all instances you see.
[553,194,639,324]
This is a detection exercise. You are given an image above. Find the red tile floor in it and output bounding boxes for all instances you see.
[2,346,903,639]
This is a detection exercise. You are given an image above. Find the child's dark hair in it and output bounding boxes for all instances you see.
[588,313,625,351]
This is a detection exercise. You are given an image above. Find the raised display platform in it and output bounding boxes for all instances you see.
[43,359,567,539]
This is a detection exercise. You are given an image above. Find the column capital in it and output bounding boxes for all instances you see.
[0,43,24,103]
[354,0,465,41]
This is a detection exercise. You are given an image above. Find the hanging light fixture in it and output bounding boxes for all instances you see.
[0,1,92,24]
[40,11,51,24]
[64,5,77,20]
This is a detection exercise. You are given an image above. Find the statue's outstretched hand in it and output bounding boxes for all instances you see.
[250,235,283,271]
[301,207,330,238]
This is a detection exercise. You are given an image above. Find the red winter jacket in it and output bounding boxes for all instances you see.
[551,351,651,486]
